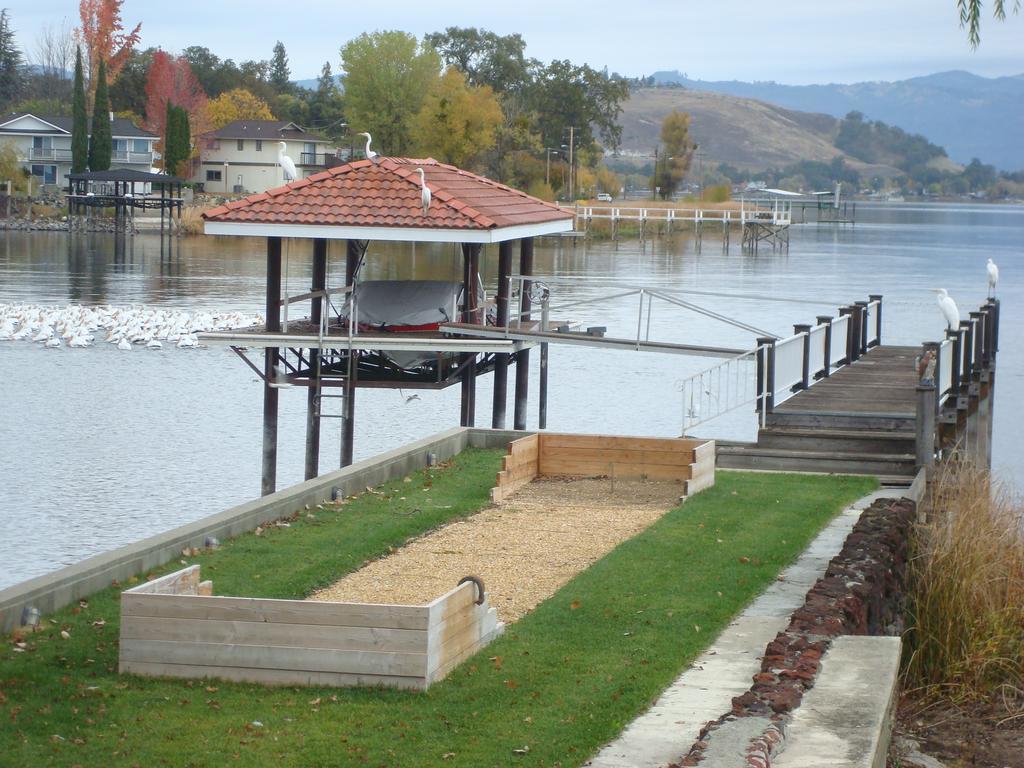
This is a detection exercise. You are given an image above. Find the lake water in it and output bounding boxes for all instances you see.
[1,202,1021,590]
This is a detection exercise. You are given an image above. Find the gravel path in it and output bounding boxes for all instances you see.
[309,477,682,622]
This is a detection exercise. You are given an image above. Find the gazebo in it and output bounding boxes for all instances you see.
[202,157,574,495]
[67,169,186,232]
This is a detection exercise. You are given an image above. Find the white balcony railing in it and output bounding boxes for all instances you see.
[111,151,154,164]
[28,147,73,161]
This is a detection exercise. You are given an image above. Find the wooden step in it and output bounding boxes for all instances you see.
[765,410,916,432]
[716,446,917,477]
[756,426,915,455]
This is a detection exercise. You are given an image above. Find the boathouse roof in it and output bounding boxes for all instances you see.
[202,157,574,243]
[67,169,186,184]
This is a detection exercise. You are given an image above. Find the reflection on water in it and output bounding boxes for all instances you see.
[1,202,1022,590]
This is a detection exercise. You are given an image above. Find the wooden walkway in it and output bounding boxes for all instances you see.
[719,346,921,478]
[774,345,920,425]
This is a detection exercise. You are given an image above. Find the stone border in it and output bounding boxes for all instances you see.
[0,427,525,634]
[671,494,917,767]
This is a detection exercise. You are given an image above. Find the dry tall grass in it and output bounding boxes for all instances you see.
[177,205,208,235]
[905,461,1024,706]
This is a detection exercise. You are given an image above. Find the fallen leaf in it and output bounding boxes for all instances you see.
[570,600,581,610]
[513,745,530,755]
[60,630,70,640]
[739,556,750,564]
[309,697,321,707]
[442,753,455,760]
[205,686,218,693]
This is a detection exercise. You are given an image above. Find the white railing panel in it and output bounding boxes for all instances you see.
[773,333,805,404]
[864,300,879,344]
[829,315,850,368]
[680,350,759,431]
[937,339,954,402]
[807,324,827,379]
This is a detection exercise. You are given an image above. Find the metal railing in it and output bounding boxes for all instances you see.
[677,295,884,431]
[110,150,153,164]
[300,153,329,167]
[681,350,763,431]
[28,147,72,161]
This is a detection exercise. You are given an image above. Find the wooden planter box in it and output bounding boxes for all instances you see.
[119,566,502,690]
[491,433,715,503]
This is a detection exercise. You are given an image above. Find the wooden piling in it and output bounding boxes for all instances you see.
[304,238,327,480]
[341,240,360,467]
[491,241,513,428]
[514,237,534,430]
[261,237,282,496]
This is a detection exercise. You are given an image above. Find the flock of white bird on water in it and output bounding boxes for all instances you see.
[0,303,263,350]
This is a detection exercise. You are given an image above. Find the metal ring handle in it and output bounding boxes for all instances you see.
[458,575,485,605]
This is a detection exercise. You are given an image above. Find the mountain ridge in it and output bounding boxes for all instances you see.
[648,70,1024,170]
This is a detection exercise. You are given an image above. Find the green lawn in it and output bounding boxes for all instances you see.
[0,454,874,768]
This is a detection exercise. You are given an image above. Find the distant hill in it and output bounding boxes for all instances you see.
[292,74,343,91]
[650,70,1024,170]
[617,88,905,178]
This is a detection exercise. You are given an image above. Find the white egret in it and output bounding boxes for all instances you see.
[277,142,297,182]
[356,132,377,161]
[416,167,431,215]
[987,258,999,298]
[933,288,960,329]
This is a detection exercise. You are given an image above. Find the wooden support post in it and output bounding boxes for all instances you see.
[460,244,479,427]
[491,240,513,429]
[261,236,282,496]
[916,378,937,475]
[816,315,833,378]
[514,237,534,430]
[868,294,883,346]
[304,238,327,480]
[969,311,984,374]
[961,319,976,383]
[794,324,811,390]
[341,240,360,467]
[855,301,869,355]
[923,340,942,423]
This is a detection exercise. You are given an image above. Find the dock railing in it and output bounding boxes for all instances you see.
[916,298,1000,471]
[681,295,883,431]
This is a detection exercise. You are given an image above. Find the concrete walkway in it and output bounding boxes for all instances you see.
[584,488,903,768]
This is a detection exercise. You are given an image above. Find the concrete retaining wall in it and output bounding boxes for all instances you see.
[0,427,525,635]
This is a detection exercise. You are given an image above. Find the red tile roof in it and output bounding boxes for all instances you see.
[202,158,572,231]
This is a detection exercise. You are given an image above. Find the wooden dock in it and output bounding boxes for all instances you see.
[718,346,921,478]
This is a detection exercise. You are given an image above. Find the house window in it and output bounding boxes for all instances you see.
[30,164,57,184]
[206,170,222,182]
[133,139,149,153]
[112,139,127,153]
[255,140,262,151]
[32,136,52,150]
[237,139,244,151]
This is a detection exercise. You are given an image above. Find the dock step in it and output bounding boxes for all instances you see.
[756,426,915,455]
[765,410,916,432]
[716,446,917,477]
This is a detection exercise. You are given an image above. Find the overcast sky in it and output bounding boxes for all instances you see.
[8,0,1023,85]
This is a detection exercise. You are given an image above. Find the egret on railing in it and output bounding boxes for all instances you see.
[987,258,999,298]
[932,289,960,329]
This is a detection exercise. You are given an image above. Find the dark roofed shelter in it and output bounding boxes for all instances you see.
[67,169,187,233]
[202,157,574,495]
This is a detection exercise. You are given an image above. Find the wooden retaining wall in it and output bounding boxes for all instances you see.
[491,433,715,503]
[119,566,502,690]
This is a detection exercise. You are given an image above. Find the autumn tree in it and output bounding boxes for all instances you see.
[76,0,141,98]
[88,58,111,170]
[655,110,696,199]
[143,51,208,156]
[341,31,440,155]
[411,68,502,168]
[425,27,531,95]
[206,87,275,129]
[72,47,88,173]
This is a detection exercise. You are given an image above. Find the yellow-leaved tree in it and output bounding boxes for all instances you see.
[411,68,503,169]
[205,88,275,130]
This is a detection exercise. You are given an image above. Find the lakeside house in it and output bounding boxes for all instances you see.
[0,112,157,191]
[192,120,336,194]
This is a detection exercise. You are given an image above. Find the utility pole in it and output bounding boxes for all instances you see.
[652,146,658,201]
[567,126,575,201]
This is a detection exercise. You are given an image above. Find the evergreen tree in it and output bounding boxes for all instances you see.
[71,47,89,173]
[88,58,112,171]
[0,9,24,109]
[317,61,335,94]
[269,41,290,91]
[174,105,190,176]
